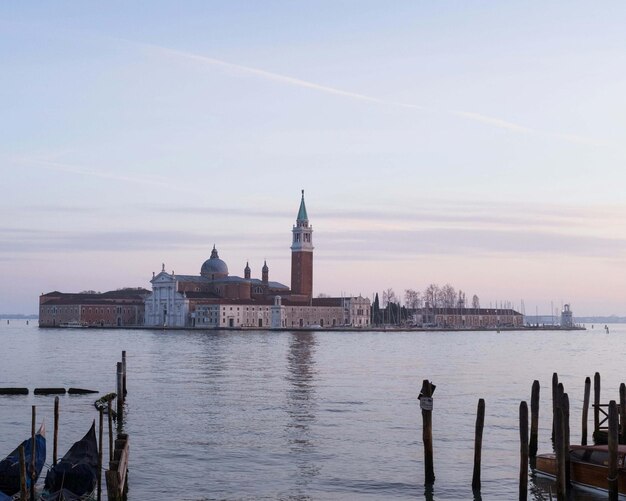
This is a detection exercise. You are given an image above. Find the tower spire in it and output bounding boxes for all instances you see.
[262,260,269,283]
[296,189,308,224]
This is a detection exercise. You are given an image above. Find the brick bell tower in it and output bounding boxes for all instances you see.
[291,190,313,299]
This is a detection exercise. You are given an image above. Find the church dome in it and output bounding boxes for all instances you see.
[201,245,229,279]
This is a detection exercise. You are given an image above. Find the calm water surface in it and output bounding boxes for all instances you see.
[0,322,624,500]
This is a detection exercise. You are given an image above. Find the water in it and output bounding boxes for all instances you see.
[0,321,623,500]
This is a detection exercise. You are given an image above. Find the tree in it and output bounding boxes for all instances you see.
[404,289,421,310]
[441,283,456,308]
[372,293,381,325]
[472,294,480,309]
[386,301,401,325]
[424,284,440,308]
[382,288,396,308]
[457,290,466,309]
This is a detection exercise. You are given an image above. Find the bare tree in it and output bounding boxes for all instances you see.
[404,289,421,310]
[382,288,396,308]
[472,294,480,309]
[424,283,440,308]
[441,283,456,308]
[456,290,466,309]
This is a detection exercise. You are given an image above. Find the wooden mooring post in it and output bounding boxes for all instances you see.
[553,388,567,501]
[30,406,35,501]
[472,398,485,493]
[116,362,124,427]
[122,351,127,397]
[98,407,103,501]
[593,372,601,439]
[108,399,114,461]
[106,352,130,500]
[106,433,130,501]
[54,396,59,465]
[519,401,529,501]
[551,373,558,442]
[581,376,590,445]
[562,392,571,491]
[19,445,27,501]
[419,379,435,486]
[529,380,540,467]
[620,383,626,444]
[609,400,619,500]
[554,405,566,500]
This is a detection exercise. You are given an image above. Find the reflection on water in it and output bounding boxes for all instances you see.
[285,332,319,500]
[424,483,435,501]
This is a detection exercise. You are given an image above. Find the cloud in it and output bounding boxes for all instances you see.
[16,205,104,215]
[2,224,624,260]
[0,228,285,253]
[144,200,608,230]
[158,205,292,219]
[319,227,626,259]
[138,42,607,147]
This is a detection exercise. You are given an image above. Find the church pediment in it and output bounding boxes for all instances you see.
[151,271,174,283]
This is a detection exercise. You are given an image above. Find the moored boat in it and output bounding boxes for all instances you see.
[59,321,87,328]
[42,421,99,501]
[535,444,626,495]
[0,422,46,498]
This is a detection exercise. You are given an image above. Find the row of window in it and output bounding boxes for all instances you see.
[43,306,134,315]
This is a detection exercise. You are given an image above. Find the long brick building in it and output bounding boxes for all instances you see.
[39,288,150,327]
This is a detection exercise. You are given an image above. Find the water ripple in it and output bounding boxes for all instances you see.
[0,323,622,500]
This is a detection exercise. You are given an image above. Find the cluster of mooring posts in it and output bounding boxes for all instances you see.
[419,373,625,500]
[4,351,129,501]
[106,351,130,501]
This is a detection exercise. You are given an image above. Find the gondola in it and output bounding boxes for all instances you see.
[535,444,626,495]
[42,421,98,501]
[0,422,46,499]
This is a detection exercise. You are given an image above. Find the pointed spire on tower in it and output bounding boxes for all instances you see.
[262,260,269,284]
[297,189,308,223]
[244,261,251,279]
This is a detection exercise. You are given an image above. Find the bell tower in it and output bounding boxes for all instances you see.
[291,190,313,298]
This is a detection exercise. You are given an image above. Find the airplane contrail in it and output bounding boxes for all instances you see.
[12,157,198,193]
[140,42,606,147]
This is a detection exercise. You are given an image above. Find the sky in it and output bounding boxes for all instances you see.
[2,1,626,316]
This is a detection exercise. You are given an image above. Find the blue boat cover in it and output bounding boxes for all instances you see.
[0,432,46,496]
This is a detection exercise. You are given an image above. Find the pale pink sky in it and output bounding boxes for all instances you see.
[2,2,626,315]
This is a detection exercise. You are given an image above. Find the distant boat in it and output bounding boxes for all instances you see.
[59,321,87,328]
[535,444,626,495]
[42,422,98,501]
[0,421,46,499]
